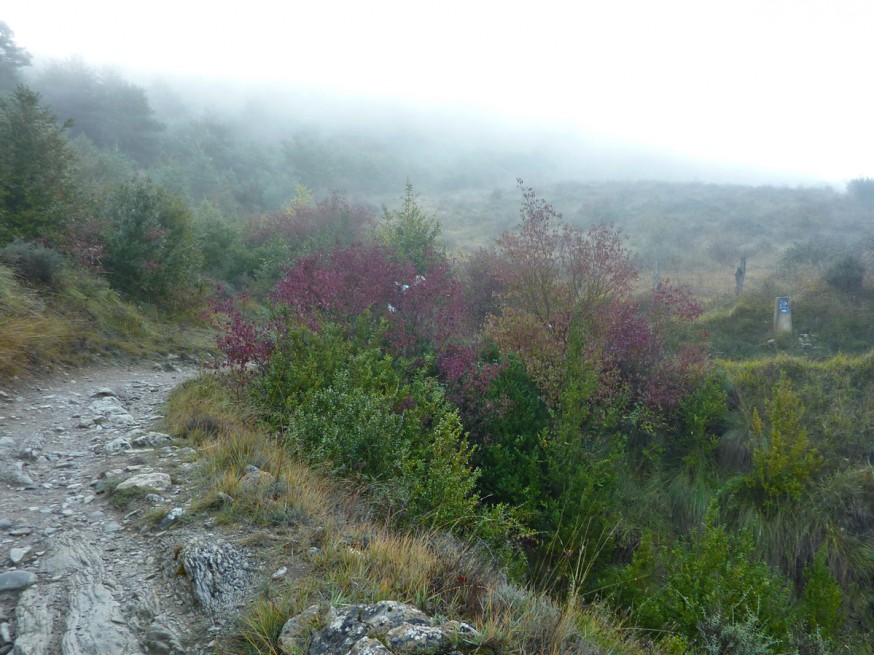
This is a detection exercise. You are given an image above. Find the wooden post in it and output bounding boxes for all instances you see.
[735,257,746,296]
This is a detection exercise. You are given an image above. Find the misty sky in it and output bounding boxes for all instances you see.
[6,0,874,184]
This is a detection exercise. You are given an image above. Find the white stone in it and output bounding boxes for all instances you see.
[9,546,34,565]
[102,438,132,455]
[115,472,172,492]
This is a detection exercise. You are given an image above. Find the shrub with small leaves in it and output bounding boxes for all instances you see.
[824,255,864,293]
[0,240,66,287]
[748,379,823,505]
[801,547,844,639]
[697,611,782,655]
[657,506,795,648]
[287,376,410,481]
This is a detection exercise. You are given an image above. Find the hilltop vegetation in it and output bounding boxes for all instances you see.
[3,24,874,654]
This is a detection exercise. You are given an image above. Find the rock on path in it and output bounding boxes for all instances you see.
[0,362,222,655]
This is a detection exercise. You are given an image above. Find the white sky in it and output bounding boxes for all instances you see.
[5,0,874,184]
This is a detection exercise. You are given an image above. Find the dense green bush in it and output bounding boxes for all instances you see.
[824,255,864,293]
[467,357,549,515]
[747,379,823,506]
[288,376,409,480]
[102,180,201,308]
[253,319,519,545]
[646,507,795,650]
[0,241,67,287]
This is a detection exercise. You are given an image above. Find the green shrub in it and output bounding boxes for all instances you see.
[653,506,795,649]
[256,318,518,547]
[0,240,66,287]
[102,180,201,308]
[407,409,483,530]
[824,256,864,293]
[287,376,410,481]
[747,379,823,506]
[675,373,728,468]
[254,322,352,424]
[470,357,549,513]
[801,547,844,639]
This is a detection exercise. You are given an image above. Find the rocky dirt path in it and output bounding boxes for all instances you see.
[0,359,232,655]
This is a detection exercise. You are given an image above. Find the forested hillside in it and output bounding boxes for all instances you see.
[3,21,874,654]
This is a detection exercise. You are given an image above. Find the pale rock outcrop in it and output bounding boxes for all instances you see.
[279,601,480,655]
[178,537,255,617]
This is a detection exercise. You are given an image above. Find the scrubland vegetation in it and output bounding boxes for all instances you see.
[3,22,874,654]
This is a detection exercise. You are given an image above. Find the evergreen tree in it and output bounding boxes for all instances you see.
[0,86,81,245]
[0,22,31,95]
[378,180,444,273]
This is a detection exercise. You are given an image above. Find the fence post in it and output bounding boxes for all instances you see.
[735,257,746,296]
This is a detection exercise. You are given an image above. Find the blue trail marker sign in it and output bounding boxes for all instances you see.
[774,296,792,334]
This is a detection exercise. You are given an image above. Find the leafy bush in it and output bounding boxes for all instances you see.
[287,376,409,480]
[466,356,549,512]
[748,379,823,506]
[823,255,864,293]
[660,508,795,648]
[801,547,844,639]
[406,409,484,531]
[102,180,201,308]
[246,319,518,546]
[0,241,66,287]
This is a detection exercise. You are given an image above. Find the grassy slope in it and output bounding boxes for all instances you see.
[162,375,669,655]
[0,263,212,381]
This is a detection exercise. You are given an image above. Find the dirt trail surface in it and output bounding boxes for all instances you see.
[0,360,247,655]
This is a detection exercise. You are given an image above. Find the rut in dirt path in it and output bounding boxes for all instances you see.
[0,359,256,655]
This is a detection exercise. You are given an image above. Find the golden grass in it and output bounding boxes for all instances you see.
[0,263,213,382]
[0,310,81,379]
